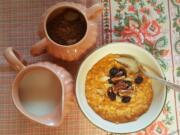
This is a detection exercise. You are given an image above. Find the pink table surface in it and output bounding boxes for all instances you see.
[0,0,180,135]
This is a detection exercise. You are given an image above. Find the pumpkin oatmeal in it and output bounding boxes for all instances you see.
[85,54,153,123]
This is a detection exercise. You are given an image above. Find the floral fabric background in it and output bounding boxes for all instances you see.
[0,0,180,135]
[102,0,180,134]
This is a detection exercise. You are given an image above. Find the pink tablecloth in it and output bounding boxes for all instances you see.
[0,0,180,135]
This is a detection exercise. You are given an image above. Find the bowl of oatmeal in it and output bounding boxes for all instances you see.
[76,42,167,133]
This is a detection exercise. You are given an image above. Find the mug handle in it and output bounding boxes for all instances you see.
[30,38,48,56]
[86,3,104,21]
[3,47,26,72]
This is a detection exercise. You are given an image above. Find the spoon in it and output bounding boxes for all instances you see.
[115,55,180,92]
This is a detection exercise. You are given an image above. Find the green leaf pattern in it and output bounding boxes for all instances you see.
[102,0,180,134]
[113,0,169,70]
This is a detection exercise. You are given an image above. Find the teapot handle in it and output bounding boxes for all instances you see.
[3,47,26,72]
[31,38,48,56]
[87,3,103,21]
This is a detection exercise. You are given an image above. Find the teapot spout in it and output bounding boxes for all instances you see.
[86,3,103,21]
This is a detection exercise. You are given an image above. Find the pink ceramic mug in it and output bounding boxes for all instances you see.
[31,2,103,61]
[3,47,74,127]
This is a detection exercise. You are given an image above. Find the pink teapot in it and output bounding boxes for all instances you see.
[31,2,103,61]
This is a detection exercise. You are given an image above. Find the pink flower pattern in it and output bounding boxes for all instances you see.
[102,0,180,134]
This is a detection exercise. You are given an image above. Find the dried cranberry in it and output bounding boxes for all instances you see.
[121,96,131,103]
[107,87,116,101]
[135,76,143,84]
[109,67,119,77]
[116,68,127,77]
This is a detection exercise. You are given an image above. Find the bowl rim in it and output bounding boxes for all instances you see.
[75,42,167,134]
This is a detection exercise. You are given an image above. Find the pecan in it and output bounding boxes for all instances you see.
[115,80,129,90]
[114,80,133,94]
[111,76,125,83]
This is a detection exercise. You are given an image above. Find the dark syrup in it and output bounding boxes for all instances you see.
[47,8,87,45]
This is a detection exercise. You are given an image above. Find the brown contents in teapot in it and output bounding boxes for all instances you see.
[47,8,87,45]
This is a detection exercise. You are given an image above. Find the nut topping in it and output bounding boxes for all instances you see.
[111,76,125,83]
[114,80,129,90]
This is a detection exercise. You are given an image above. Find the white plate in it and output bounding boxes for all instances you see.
[76,42,167,133]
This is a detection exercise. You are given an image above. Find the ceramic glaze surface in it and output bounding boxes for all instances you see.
[76,43,166,133]
[31,2,103,61]
[3,47,74,127]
